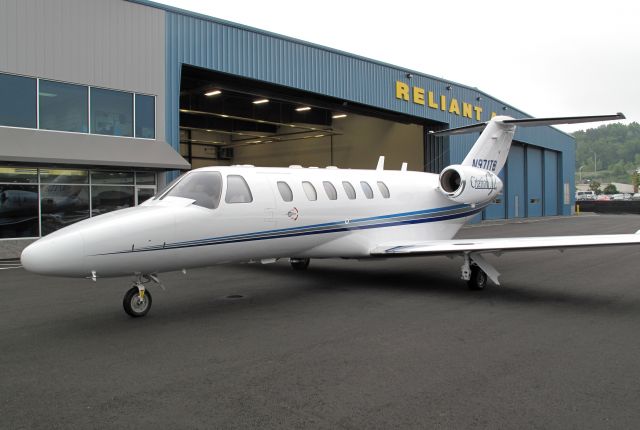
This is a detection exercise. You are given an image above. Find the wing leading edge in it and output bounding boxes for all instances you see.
[371,233,640,256]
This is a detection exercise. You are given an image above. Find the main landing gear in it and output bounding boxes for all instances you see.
[123,274,161,317]
[290,257,310,271]
[460,252,499,290]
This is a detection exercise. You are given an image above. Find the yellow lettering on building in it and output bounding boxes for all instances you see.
[413,87,425,105]
[449,98,460,115]
[427,91,439,109]
[392,81,488,122]
[474,106,483,121]
[491,111,497,118]
[396,81,409,101]
[462,102,473,118]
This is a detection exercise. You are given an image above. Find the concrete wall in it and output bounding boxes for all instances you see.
[232,114,423,170]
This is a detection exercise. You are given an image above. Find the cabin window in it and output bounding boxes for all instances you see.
[277,181,293,202]
[322,181,338,200]
[342,181,356,200]
[360,181,374,199]
[225,175,253,203]
[162,171,222,209]
[377,181,391,199]
[302,181,317,201]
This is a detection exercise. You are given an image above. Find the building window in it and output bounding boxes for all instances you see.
[91,171,134,185]
[377,181,391,198]
[225,175,253,203]
[302,181,317,201]
[323,181,338,200]
[0,73,36,128]
[0,167,39,237]
[277,181,293,202]
[342,181,356,200]
[135,171,157,185]
[39,80,88,133]
[90,88,133,137]
[39,169,90,236]
[135,94,155,139]
[360,181,374,199]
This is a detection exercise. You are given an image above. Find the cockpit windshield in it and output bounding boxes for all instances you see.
[160,171,222,209]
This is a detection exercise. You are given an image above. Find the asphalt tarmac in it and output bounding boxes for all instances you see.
[2,214,640,429]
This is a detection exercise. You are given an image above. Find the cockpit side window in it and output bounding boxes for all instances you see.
[161,171,222,209]
[225,175,253,203]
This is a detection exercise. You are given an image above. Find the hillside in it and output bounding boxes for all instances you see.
[573,122,640,183]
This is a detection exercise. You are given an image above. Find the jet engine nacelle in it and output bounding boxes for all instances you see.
[438,165,502,205]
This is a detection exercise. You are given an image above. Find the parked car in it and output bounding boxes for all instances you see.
[575,190,596,200]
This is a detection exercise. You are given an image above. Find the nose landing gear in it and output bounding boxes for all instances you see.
[123,274,161,317]
[123,285,152,317]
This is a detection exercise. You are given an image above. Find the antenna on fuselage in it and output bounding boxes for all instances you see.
[401,162,408,171]
[376,156,385,171]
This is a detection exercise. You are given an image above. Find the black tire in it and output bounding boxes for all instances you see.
[467,265,487,291]
[290,258,310,271]
[123,286,152,317]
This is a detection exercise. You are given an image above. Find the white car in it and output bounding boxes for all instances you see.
[575,191,596,200]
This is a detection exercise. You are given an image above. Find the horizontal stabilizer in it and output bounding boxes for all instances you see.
[503,113,625,127]
[429,113,625,136]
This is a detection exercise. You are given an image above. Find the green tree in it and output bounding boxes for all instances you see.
[589,180,601,194]
[603,183,618,194]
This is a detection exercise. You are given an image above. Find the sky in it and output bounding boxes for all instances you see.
[155,0,639,133]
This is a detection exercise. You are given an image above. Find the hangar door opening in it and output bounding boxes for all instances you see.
[178,66,443,171]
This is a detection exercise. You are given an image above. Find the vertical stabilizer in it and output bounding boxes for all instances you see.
[461,116,515,174]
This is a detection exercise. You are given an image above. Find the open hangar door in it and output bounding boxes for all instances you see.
[178,66,442,172]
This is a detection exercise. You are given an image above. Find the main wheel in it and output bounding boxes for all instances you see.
[123,286,153,317]
[290,258,310,271]
[467,265,487,291]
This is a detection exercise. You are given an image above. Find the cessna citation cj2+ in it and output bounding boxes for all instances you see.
[21,113,636,317]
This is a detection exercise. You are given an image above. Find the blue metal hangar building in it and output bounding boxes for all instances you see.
[0,0,574,255]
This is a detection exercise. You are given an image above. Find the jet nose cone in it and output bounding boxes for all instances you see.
[21,232,86,276]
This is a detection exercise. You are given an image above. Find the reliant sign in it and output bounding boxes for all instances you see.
[395,81,498,121]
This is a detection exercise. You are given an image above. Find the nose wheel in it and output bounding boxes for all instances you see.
[123,285,153,317]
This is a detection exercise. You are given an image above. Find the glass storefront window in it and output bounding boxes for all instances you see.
[91,171,134,185]
[135,172,156,185]
[90,88,133,137]
[40,184,90,236]
[0,167,157,238]
[0,73,36,128]
[40,169,88,184]
[135,94,155,139]
[39,80,88,133]
[0,184,39,238]
[91,186,134,217]
[0,167,38,183]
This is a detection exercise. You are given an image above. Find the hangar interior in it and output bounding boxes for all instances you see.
[178,66,443,172]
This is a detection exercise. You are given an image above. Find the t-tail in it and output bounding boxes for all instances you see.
[432,113,625,205]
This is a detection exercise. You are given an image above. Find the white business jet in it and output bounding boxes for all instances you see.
[21,113,635,317]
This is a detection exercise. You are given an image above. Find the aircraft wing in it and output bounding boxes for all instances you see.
[371,233,640,257]
[371,233,640,286]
